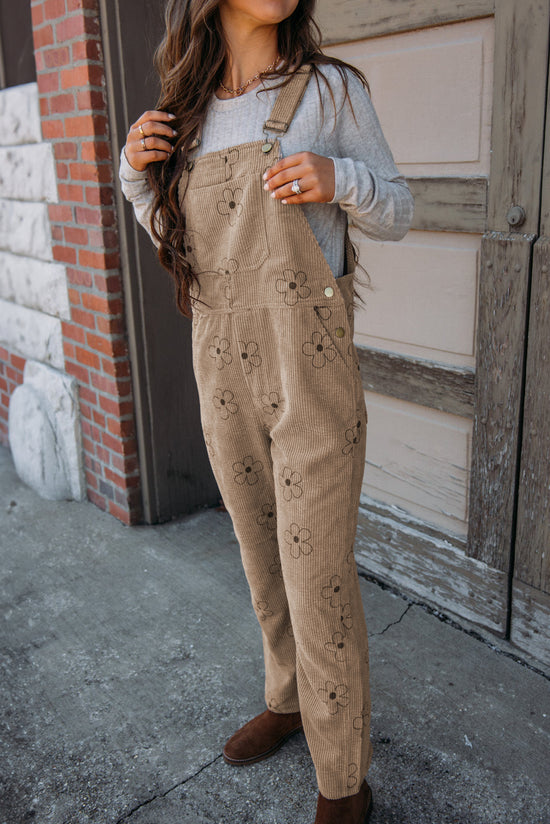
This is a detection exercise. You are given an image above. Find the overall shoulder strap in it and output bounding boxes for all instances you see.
[264,64,313,134]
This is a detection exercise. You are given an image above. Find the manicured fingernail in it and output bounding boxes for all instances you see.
[270,191,276,198]
[172,129,177,135]
[263,183,269,190]
[281,199,288,205]
[262,172,268,180]
[168,113,176,119]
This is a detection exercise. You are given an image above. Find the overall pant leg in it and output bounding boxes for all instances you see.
[192,307,300,714]
[231,274,373,800]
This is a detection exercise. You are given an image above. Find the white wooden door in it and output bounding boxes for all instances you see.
[318,0,550,647]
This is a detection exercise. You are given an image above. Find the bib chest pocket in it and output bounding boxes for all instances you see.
[183,177,270,274]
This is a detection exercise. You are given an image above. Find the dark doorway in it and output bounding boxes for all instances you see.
[100,0,219,522]
[0,0,37,89]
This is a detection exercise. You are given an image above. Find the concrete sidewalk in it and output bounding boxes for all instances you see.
[0,443,549,824]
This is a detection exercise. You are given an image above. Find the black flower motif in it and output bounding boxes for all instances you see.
[217,257,239,277]
[275,269,311,306]
[302,330,338,368]
[283,523,313,559]
[342,419,362,456]
[238,340,262,374]
[279,466,303,501]
[324,631,347,662]
[347,763,358,789]
[182,231,199,269]
[217,187,243,225]
[261,391,283,416]
[232,455,264,485]
[318,680,349,714]
[257,502,277,531]
[353,705,369,736]
[208,335,232,370]
[203,430,215,458]
[213,388,238,419]
[268,554,282,577]
[255,600,273,621]
[340,602,353,631]
[321,575,343,608]
[220,148,239,181]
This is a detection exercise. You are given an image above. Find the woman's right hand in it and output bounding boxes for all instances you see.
[124,110,177,172]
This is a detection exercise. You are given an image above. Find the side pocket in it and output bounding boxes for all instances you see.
[312,300,355,375]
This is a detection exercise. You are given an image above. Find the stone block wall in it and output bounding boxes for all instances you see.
[0,82,66,436]
[0,0,143,524]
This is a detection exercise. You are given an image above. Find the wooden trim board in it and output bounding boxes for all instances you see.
[357,346,475,418]
[317,0,495,44]
[355,495,507,634]
[408,177,487,234]
[510,580,550,668]
[467,232,536,570]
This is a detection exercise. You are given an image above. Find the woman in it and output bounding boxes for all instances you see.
[120,1,414,821]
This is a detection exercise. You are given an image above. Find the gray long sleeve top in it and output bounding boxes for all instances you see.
[119,64,414,279]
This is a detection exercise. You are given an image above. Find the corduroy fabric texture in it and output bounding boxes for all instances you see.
[178,70,373,800]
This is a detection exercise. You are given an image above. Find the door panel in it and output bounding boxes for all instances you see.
[100,0,219,522]
[354,231,480,367]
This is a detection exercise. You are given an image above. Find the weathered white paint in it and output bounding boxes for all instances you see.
[0,298,63,368]
[361,390,472,535]
[0,143,57,203]
[328,17,495,177]
[354,230,480,368]
[510,580,550,668]
[0,82,42,147]
[0,252,70,319]
[8,360,86,502]
[0,200,53,261]
[356,495,507,634]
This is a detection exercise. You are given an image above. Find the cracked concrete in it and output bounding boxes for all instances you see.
[369,603,413,637]
[1,443,549,824]
[115,755,223,824]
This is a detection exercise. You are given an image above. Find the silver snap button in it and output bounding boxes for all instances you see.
[324,286,334,298]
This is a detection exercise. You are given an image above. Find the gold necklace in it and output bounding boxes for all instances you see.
[219,56,280,97]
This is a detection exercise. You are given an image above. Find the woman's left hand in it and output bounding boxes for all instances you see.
[263,151,335,204]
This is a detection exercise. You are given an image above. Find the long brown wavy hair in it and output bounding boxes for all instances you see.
[148,0,370,317]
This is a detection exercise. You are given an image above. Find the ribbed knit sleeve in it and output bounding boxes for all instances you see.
[327,69,414,241]
[118,148,159,247]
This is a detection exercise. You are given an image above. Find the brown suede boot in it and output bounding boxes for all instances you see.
[313,780,373,824]
[222,708,303,765]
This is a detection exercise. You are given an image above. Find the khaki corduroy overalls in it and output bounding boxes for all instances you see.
[178,66,372,800]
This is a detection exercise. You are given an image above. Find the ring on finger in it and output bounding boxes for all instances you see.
[141,137,147,151]
[139,124,145,138]
[291,178,302,195]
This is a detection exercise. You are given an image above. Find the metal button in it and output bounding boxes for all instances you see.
[335,327,345,338]
[324,286,334,298]
[262,142,273,153]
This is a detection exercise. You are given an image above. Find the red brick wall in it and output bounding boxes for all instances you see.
[0,348,26,445]
[31,0,142,524]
